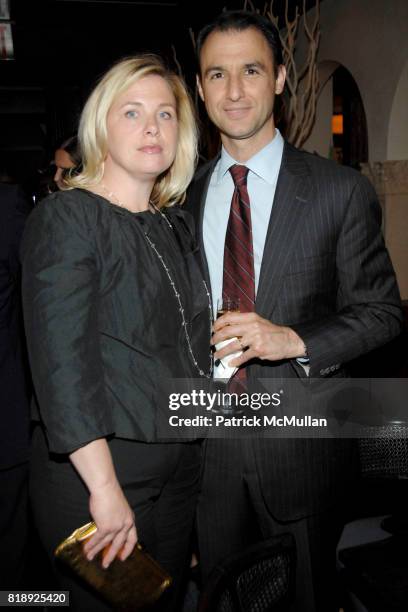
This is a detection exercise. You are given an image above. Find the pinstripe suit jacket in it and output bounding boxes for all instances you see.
[185,142,403,519]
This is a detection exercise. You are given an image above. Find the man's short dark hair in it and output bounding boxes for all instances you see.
[196,10,283,76]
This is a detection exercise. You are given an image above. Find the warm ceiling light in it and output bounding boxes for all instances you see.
[332,114,343,135]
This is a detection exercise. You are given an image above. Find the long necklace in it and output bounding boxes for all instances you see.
[144,231,213,378]
[98,183,213,379]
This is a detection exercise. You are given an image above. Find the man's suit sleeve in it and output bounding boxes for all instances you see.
[291,174,403,377]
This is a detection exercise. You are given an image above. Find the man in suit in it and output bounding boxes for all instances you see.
[184,10,403,611]
[0,181,32,588]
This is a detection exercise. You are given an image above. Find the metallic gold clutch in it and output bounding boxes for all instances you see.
[55,522,172,610]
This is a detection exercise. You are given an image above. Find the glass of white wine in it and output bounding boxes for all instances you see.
[216,297,240,318]
[214,297,242,381]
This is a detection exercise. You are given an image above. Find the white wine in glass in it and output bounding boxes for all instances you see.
[214,297,242,380]
[216,297,240,318]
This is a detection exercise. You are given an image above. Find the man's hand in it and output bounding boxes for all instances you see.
[212,312,306,367]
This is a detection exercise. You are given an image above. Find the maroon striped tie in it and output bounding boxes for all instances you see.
[223,164,255,312]
[223,165,255,388]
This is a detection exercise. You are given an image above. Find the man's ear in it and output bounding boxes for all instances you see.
[196,74,205,102]
[275,65,286,95]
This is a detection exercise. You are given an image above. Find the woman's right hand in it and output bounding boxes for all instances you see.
[69,438,138,570]
[83,479,138,568]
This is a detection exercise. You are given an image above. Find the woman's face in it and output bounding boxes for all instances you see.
[104,74,179,184]
[54,148,75,189]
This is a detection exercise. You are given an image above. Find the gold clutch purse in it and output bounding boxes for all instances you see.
[55,522,172,610]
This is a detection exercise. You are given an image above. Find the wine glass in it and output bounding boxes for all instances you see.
[216,297,240,318]
[214,297,242,382]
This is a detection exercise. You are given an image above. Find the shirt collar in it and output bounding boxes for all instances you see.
[217,129,284,185]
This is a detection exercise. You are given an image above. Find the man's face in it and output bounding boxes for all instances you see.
[197,27,286,154]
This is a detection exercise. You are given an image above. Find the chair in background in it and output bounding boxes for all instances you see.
[337,417,408,612]
[198,533,295,612]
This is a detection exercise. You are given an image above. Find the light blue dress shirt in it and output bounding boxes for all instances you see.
[203,129,284,316]
[203,130,309,372]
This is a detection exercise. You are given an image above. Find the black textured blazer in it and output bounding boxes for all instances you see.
[22,189,211,454]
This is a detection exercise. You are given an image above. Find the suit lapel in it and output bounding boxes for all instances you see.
[256,142,313,319]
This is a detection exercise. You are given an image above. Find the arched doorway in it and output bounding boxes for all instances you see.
[387,58,408,160]
[305,61,368,169]
[331,65,368,169]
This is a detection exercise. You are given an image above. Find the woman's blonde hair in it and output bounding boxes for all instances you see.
[65,54,198,208]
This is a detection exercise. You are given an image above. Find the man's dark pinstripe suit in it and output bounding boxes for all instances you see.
[185,142,403,610]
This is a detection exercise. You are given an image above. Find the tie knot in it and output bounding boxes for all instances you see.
[229,164,249,186]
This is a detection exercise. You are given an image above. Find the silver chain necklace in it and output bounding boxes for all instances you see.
[144,230,213,379]
[98,183,213,379]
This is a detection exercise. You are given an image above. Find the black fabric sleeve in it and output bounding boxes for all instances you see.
[21,192,113,453]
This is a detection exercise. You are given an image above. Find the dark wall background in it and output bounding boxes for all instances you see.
[0,0,317,184]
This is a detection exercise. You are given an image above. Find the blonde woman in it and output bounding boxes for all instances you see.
[22,55,211,611]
